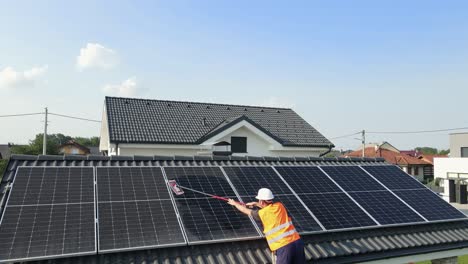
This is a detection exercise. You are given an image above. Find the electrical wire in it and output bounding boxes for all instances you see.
[0,112,44,118]
[49,113,101,123]
[329,131,361,140]
[367,127,468,134]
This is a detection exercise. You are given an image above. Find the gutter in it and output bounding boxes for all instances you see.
[319,144,333,157]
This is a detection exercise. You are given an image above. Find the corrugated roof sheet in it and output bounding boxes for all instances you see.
[1,155,467,264]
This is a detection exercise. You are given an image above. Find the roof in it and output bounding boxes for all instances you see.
[345,147,430,166]
[1,155,467,264]
[400,150,422,157]
[104,97,334,148]
[419,154,448,165]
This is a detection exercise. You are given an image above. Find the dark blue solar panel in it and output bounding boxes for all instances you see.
[321,166,385,192]
[96,167,185,251]
[164,167,261,243]
[298,193,377,230]
[0,167,95,262]
[393,189,467,221]
[275,166,341,194]
[223,166,292,196]
[349,191,425,225]
[361,165,426,190]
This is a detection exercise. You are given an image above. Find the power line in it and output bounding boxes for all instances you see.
[367,126,468,134]
[0,112,44,118]
[49,112,101,123]
[329,131,361,140]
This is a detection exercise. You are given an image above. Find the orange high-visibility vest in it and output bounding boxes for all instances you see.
[258,202,300,251]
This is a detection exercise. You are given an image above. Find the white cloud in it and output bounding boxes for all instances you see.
[103,77,138,97]
[259,96,296,108]
[0,65,48,90]
[76,43,118,70]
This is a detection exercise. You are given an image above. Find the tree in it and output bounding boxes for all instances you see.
[0,159,8,181]
[415,147,438,155]
[10,134,99,155]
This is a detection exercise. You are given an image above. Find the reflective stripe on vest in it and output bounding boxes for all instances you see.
[267,229,297,245]
[264,221,292,236]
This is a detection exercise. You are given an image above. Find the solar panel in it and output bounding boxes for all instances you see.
[96,167,185,252]
[393,189,467,221]
[321,166,385,192]
[349,191,425,224]
[361,165,426,190]
[0,167,96,262]
[274,166,341,194]
[223,166,293,195]
[223,166,322,233]
[298,193,377,230]
[164,166,261,243]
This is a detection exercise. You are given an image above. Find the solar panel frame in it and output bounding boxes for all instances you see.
[96,166,187,253]
[0,166,96,263]
[162,166,262,245]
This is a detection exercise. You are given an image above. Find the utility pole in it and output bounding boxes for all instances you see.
[43,107,48,155]
[361,130,365,157]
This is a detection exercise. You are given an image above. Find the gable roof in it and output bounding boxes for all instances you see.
[58,140,90,153]
[1,155,467,264]
[104,97,333,148]
[419,154,448,165]
[345,147,430,166]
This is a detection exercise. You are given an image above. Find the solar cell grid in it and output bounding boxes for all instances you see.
[361,165,426,190]
[298,193,377,230]
[320,166,385,192]
[349,191,425,224]
[394,189,467,221]
[0,167,96,262]
[223,166,293,195]
[274,166,341,194]
[164,166,261,243]
[96,167,186,251]
[164,166,237,198]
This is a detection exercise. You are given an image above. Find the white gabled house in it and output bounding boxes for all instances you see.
[100,97,334,157]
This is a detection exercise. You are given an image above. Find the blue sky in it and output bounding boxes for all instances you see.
[1,0,467,150]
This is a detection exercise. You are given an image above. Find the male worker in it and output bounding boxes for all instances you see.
[228,188,305,264]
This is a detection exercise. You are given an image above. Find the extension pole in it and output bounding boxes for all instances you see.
[43,107,48,155]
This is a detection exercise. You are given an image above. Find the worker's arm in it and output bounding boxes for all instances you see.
[228,199,253,216]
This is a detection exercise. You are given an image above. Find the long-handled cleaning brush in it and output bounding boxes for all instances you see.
[168,179,246,206]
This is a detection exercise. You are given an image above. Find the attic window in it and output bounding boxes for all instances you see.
[261,109,264,112]
[124,100,129,104]
[187,105,191,108]
[167,103,172,107]
[244,108,248,111]
[206,106,211,109]
[226,107,231,110]
[146,102,151,106]
[276,110,281,113]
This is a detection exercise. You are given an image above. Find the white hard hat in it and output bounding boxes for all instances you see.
[255,188,274,200]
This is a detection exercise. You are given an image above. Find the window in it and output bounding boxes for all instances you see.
[413,166,419,175]
[231,137,247,153]
[462,147,468,157]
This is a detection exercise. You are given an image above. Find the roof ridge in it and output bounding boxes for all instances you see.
[105,96,293,110]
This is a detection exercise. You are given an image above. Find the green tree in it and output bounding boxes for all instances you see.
[439,149,450,155]
[415,147,438,155]
[0,159,8,181]
[73,136,100,147]
[10,134,99,155]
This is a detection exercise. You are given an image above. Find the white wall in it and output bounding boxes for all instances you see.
[113,126,327,157]
[434,158,468,180]
[450,133,468,157]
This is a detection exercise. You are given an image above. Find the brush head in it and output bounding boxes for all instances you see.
[168,180,184,195]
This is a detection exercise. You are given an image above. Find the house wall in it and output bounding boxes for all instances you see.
[99,105,109,152]
[450,133,468,157]
[114,126,326,157]
[434,157,468,200]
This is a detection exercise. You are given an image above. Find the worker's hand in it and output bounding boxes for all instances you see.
[227,199,240,206]
[246,202,259,208]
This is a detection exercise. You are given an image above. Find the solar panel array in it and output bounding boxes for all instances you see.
[0,164,466,262]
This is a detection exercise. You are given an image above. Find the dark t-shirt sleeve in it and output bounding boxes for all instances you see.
[251,209,260,221]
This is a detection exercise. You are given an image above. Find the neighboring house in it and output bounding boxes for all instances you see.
[100,97,334,157]
[435,133,468,199]
[418,154,447,179]
[344,142,431,181]
[450,132,468,157]
[58,140,91,155]
[0,144,12,160]
[400,150,422,157]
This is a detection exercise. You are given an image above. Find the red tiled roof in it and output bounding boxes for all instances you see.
[418,154,448,165]
[345,147,430,165]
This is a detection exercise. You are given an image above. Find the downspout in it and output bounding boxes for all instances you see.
[319,144,333,157]
[115,143,119,156]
